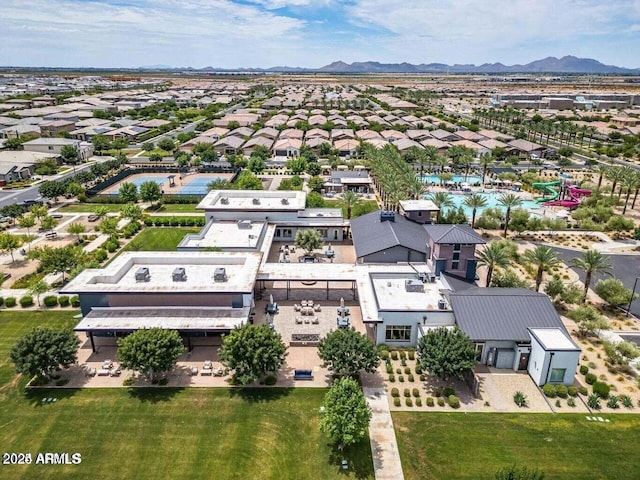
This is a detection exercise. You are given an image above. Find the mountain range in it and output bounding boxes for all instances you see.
[171,56,640,74]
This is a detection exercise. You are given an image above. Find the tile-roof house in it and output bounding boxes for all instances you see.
[424,224,485,281]
[351,210,428,263]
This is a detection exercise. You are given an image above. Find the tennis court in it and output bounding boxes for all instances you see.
[179,176,224,195]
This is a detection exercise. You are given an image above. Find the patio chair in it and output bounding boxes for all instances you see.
[312,317,319,324]
[189,367,198,376]
[213,367,224,377]
[295,317,303,325]
[307,301,314,307]
[293,304,301,311]
[314,304,321,312]
[301,300,308,307]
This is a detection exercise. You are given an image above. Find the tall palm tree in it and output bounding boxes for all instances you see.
[522,246,560,292]
[340,190,360,219]
[463,193,488,228]
[406,176,426,200]
[570,249,612,303]
[477,242,512,287]
[479,152,494,185]
[428,191,454,223]
[497,193,523,238]
[595,164,608,190]
[621,171,638,214]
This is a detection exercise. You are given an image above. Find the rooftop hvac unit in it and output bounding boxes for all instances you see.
[405,279,424,293]
[380,210,395,222]
[252,198,260,205]
[135,267,150,282]
[281,198,289,205]
[220,197,229,205]
[438,298,447,310]
[172,267,186,282]
[237,220,252,229]
[429,274,437,283]
[418,272,428,283]
[213,267,227,282]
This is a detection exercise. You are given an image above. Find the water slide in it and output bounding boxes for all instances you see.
[532,181,561,203]
[542,185,592,208]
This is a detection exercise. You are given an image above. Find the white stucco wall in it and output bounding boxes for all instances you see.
[377,310,455,346]
[528,338,580,386]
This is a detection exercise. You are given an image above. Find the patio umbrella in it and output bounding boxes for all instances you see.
[340,297,344,308]
[269,294,274,305]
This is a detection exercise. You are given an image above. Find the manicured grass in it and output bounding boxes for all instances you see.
[58,204,125,213]
[146,204,200,213]
[0,313,374,480]
[324,199,379,218]
[393,412,640,480]
[122,227,203,251]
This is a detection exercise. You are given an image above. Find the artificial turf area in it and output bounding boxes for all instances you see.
[146,203,200,213]
[393,412,640,480]
[0,312,374,480]
[57,204,127,213]
[122,227,201,251]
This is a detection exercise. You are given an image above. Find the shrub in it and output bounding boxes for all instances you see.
[407,374,415,382]
[58,295,70,307]
[555,385,568,399]
[405,397,413,407]
[542,384,556,398]
[158,378,169,386]
[434,387,442,397]
[396,368,401,374]
[5,297,16,308]
[393,397,401,407]
[426,397,434,407]
[607,395,619,409]
[587,394,601,409]
[567,397,576,407]
[579,365,589,375]
[437,397,445,407]
[412,388,420,398]
[20,295,33,308]
[419,374,426,381]
[122,377,135,387]
[43,295,58,308]
[386,365,393,374]
[621,395,633,409]
[391,388,399,398]
[415,365,423,375]
[404,367,411,375]
[400,358,407,367]
[398,375,405,382]
[567,386,578,397]
[379,350,389,360]
[403,388,411,398]
[0,297,4,307]
[415,398,422,407]
[388,374,395,382]
[585,372,597,385]
[264,374,277,386]
[408,351,415,360]
[593,381,610,399]
[443,387,456,397]
[399,351,407,360]
[94,248,108,262]
[578,386,588,396]
[391,351,398,360]
[513,391,528,408]
[70,295,80,307]
[555,399,561,408]
[448,395,461,409]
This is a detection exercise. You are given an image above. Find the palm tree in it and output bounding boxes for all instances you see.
[621,172,638,214]
[522,246,560,292]
[463,193,488,228]
[479,152,494,185]
[477,242,512,287]
[497,193,523,238]
[595,164,608,190]
[340,190,360,219]
[570,250,612,303]
[406,176,426,200]
[428,191,454,223]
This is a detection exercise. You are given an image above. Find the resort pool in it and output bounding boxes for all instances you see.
[421,175,483,184]
[179,177,223,195]
[435,192,542,218]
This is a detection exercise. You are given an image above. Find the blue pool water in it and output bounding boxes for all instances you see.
[435,192,542,218]
[179,177,224,195]
[421,175,483,184]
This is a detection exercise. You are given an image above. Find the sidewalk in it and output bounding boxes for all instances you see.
[363,387,404,480]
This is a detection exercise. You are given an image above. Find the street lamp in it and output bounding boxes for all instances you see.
[626,277,640,317]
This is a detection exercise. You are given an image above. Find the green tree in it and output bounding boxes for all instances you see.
[98,217,119,236]
[317,328,380,379]
[497,193,523,237]
[30,245,87,282]
[141,141,154,152]
[233,171,263,190]
[120,204,143,223]
[93,205,109,220]
[67,222,85,242]
[91,134,110,153]
[139,180,162,203]
[60,144,79,163]
[149,152,163,162]
[40,215,58,232]
[18,214,36,240]
[567,305,610,337]
[0,232,23,263]
[249,144,271,161]
[306,161,321,177]
[286,157,307,174]
[38,180,66,200]
[428,191,454,223]
[295,228,323,255]
[522,246,560,292]
[306,191,325,208]
[570,250,612,303]
[219,324,288,385]
[157,138,176,152]
[594,278,639,308]
[10,327,80,381]
[340,190,360,220]
[27,279,49,306]
[116,328,184,381]
[490,268,531,288]
[463,193,488,228]
[417,327,476,381]
[477,242,512,287]
[30,205,49,224]
[247,156,266,173]
[603,340,640,366]
[66,182,85,198]
[320,377,371,450]
[307,176,324,193]
[119,182,138,203]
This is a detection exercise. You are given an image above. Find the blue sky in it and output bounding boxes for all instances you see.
[1,0,639,68]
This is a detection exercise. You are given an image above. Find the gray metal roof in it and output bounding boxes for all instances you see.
[423,224,486,245]
[447,288,566,342]
[351,211,428,258]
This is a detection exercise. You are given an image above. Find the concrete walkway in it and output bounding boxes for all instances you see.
[363,387,404,480]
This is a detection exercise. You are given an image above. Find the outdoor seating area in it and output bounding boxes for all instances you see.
[97,359,121,376]
[201,360,224,376]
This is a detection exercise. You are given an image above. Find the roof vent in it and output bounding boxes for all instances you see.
[237,220,252,229]
[252,198,260,205]
[438,298,447,310]
[172,267,186,282]
[220,197,229,205]
[135,267,150,282]
[214,267,227,282]
[380,210,395,222]
[405,279,424,293]
[281,198,289,205]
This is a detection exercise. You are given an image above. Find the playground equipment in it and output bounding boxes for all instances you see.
[532,181,561,203]
[543,185,591,208]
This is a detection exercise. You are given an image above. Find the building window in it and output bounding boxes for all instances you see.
[48,146,54,150]
[417,211,422,217]
[549,368,566,383]
[317,229,328,238]
[451,261,459,269]
[385,325,412,342]
[453,243,461,252]
[452,252,460,261]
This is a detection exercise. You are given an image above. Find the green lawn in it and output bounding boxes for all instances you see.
[393,412,640,480]
[122,227,200,251]
[0,312,374,480]
[145,204,201,213]
[324,199,379,218]
[58,204,126,214]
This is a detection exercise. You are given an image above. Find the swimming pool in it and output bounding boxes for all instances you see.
[436,192,542,218]
[179,177,224,195]
[421,175,483,184]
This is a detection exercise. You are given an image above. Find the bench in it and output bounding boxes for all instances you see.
[294,369,314,381]
[45,231,57,239]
